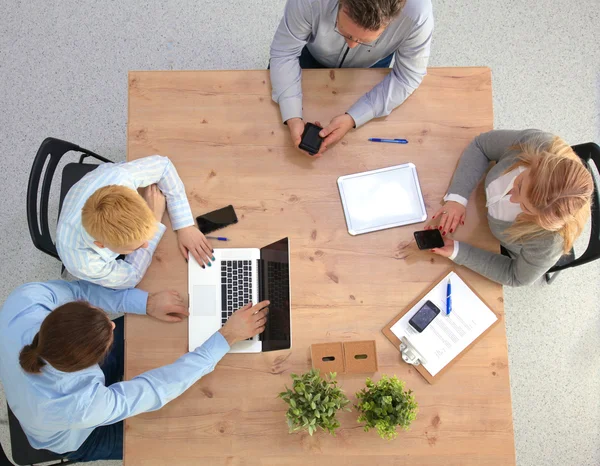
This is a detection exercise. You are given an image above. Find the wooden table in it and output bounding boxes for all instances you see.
[125,68,515,466]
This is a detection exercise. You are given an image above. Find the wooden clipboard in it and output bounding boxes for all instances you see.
[382,267,502,384]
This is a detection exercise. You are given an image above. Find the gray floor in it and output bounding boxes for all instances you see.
[0,1,599,465]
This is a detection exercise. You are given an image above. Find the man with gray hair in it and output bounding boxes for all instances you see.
[269,0,433,156]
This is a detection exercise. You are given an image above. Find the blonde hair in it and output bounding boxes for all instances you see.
[504,135,593,253]
[81,185,157,247]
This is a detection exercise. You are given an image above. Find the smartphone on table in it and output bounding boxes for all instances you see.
[413,229,444,250]
[409,300,441,333]
[196,205,238,234]
[299,122,324,155]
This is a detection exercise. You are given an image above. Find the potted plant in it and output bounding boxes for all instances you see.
[279,368,351,436]
[355,375,418,440]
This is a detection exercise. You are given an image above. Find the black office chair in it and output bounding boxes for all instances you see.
[501,142,600,284]
[27,137,113,261]
[2,405,72,465]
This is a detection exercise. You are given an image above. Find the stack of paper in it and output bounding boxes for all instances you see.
[390,271,498,376]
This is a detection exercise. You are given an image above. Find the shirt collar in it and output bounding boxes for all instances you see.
[81,228,118,261]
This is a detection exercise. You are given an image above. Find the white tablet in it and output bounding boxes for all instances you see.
[337,163,427,236]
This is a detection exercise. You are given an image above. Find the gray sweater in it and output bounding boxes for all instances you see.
[448,129,565,287]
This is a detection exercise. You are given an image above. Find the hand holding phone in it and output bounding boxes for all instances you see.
[299,122,324,156]
[286,118,306,155]
[414,229,445,250]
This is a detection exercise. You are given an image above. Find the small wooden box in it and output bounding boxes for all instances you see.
[311,340,378,375]
[343,340,378,374]
[310,342,345,374]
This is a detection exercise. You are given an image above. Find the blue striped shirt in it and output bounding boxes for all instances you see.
[0,280,229,454]
[56,156,194,289]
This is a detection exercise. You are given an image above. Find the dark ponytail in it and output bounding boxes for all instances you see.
[19,334,46,374]
[18,302,114,374]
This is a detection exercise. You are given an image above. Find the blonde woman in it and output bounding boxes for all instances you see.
[428,129,593,286]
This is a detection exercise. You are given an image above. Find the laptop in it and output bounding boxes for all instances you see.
[188,237,292,353]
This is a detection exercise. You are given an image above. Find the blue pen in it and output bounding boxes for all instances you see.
[206,236,229,241]
[368,138,408,144]
[446,278,452,315]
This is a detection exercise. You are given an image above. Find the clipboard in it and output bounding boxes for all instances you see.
[382,268,502,384]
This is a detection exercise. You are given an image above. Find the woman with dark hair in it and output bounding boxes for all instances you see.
[0,280,268,461]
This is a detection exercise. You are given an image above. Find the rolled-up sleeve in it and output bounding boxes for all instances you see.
[346,13,433,127]
[269,0,313,123]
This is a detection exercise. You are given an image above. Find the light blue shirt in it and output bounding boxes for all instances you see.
[0,280,229,454]
[56,155,195,289]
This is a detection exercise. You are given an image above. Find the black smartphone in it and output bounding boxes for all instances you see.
[409,300,441,333]
[298,122,323,155]
[414,229,444,250]
[196,205,238,234]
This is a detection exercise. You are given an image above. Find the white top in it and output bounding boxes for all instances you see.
[444,167,526,260]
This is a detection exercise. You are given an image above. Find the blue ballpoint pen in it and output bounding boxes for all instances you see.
[368,138,408,144]
[206,236,229,241]
[446,278,452,315]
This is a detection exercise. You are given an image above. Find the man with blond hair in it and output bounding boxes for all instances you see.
[270,0,433,156]
[57,155,214,289]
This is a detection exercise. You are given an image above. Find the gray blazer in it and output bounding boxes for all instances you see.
[448,129,565,286]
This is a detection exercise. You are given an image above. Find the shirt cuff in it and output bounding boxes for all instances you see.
[448,241,460,261]
[346,97,375,128]
[147,223,167,252]
[195,331,231,361]
[124,288,148,315]
[168,201,195,231]
[280,97,303,124]
[443,194,469,207]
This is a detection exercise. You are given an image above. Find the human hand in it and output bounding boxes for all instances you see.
[286,118,308,156]
[147,290,189,322]
[317,113,355,155]
[143,184,166,223]
[430,237,455,258]
[427,201,466,236]
[177,226,214,267]
[219,301,270,346]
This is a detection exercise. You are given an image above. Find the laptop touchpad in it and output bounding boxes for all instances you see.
[192,286,218,317]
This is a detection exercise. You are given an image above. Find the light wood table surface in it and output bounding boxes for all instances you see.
[125,68,515,466]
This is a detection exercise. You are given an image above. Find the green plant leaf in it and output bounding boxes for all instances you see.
[354,375,418,441]
[279,368,351,437]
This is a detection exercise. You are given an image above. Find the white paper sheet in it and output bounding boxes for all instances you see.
[390,271,498,376]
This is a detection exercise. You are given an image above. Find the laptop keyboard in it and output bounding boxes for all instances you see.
[221,260,253,326]
[267,261,289,312]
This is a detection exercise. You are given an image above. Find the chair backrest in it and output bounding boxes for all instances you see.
[0,438,14,466]
[548,142,600,273]
[7,404,68,465]
[26,137,110,261]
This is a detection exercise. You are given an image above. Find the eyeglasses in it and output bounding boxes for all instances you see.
[334,6,383,48]
[334,20,380,48]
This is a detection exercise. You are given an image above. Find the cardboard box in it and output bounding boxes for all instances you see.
[343,340,378,374]
[311,340,379,375]
[311,342,345,374]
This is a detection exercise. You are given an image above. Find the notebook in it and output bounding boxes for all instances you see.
[389,271,498,377]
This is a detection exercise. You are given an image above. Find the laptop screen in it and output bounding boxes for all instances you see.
[259,238,291,351]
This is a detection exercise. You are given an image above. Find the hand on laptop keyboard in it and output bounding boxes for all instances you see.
[219,301,270,346]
